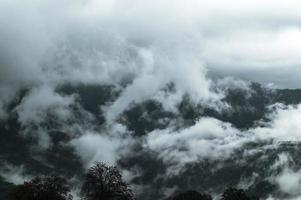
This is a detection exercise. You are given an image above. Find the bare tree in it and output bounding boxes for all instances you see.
[81,162,134,200]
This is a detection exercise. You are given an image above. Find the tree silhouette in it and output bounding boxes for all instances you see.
[8,175,72,200]
[172,190,212,200]
[221,187,250,200]
[81,162,134,200]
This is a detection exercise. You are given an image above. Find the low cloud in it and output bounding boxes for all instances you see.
[275,168,301,196]
[16,85,75,126]
[70,123,133,168]
[1,1,301,199]
[144,118,251,167]
[0,164,32,184]
[254,104,301,142]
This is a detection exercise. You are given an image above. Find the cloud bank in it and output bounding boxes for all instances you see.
[1,0,301,199]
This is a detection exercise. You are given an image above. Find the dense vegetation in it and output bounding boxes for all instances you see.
[3,162,254,200]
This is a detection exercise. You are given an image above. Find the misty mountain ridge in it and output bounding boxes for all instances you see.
[1,81,301,199]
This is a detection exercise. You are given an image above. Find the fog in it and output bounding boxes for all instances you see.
[1,0,301,199]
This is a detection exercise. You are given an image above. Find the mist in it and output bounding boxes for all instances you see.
[1,0,301,199]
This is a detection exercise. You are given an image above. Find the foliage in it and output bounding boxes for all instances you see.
[8,175,72,200]
[81,162,134,200]
[221,188,250,200]
[172,190,212,200]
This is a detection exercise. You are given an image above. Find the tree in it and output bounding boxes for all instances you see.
[81,162,134,200]
[221,187,250,200]
[172,190,212,200]
[8,175,72,200]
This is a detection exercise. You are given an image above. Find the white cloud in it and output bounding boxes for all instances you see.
[275,168,301,196]
[2,0,301,91]
[71,133,122,167]
[270,153,292,170]
[2,0,301,124]
[70,123,133,167]
[0,164,32,184]
[16,85,75,126]
[144,118,251,166]
[254,104,301,142]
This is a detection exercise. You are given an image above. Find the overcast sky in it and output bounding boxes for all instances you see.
[1,0,301,89]
[84,0,301,88]
[2,2,301,198]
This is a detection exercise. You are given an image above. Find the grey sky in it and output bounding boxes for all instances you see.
[1,0,301,89]
[2,2,301,199]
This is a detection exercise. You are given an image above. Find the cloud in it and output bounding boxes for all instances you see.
[275,168,301,196]
[144,118,251,167]
[16,85,75,126]
[71,133,122,167]
[204,28,301,88]
[104,39,221,121]
[2,0,301,124]
[11,85,77,150]
[0,164,32,184]
[140,102,301,175]
[2,0,301,198]
[81,0,301,88]
[0,0,223,123]
[70,123,133,167]
[1,0,301,92]
[254,104,301,142]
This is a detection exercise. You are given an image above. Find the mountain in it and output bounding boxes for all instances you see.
[1,82,301,199]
